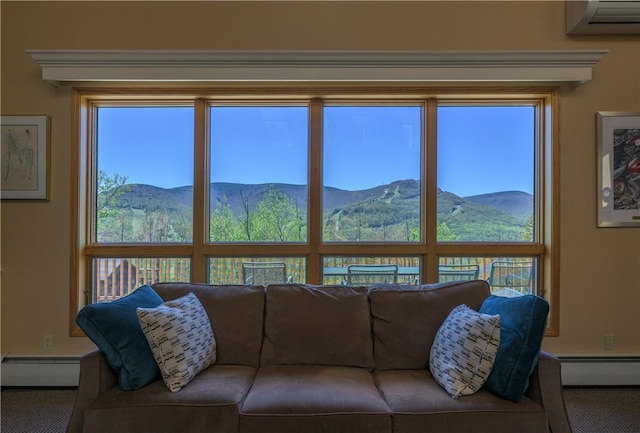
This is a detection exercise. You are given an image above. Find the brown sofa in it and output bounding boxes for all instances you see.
[67,280,573,433]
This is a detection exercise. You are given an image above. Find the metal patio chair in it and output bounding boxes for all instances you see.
[242,261,292,286]
[438,264,480,283]
[487,261,533,296]
[346,264,399,286]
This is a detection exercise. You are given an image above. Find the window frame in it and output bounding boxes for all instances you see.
[70,86,559,337]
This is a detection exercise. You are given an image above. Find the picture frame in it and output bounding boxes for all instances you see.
[596,111,640,227]
[1,115,50,200]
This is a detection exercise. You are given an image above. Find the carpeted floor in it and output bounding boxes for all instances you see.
[1,386,639,433]
[1,387,76,433]
[563,387,640,433]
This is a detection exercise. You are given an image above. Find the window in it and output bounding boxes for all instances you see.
[95,106,194,244]
[437,105,535,242]
[209,105,309,243]
[323,105,422,242]
[72,88,559,335]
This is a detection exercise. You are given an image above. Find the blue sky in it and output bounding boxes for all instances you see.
[97,107,195,188]
[438,105,534,196]
[97,104,534,197]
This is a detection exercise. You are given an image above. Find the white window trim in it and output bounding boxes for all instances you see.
[28,50,607,87]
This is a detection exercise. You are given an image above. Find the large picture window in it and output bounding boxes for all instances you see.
[209,105,309,243]
[437,105,535,242]
[96,106,194,243]
[72,88,558,334]
[323,105,422,242]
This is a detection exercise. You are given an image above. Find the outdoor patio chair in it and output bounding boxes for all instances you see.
[487,260,533,296]
[242,261,292,286]
[438,264,480,282]
[346,264,399,286]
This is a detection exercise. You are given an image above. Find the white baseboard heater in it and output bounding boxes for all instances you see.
[1,354,638,387]
[1,355,81,387]
[559,355,640,386]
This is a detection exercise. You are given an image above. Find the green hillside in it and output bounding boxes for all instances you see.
[437,190,527,241]
[100,179,532,243]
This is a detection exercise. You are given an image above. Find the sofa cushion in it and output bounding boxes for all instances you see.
[75,285,162,391]
[369,280,491,370]
[152,283,264,367]
[260,284,374,368]
[240,365,391,433]
[429,304,500,398]
[479,295,549,402]
[375,369,548,433]
[137,293,217,392]
[83,365,256,433]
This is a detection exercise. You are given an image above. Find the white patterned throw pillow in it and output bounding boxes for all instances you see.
[429,304,500,398]
[137,293,216,392]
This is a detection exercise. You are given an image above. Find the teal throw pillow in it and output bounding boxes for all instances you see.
[479,295,549,402]
[76,285,163,391]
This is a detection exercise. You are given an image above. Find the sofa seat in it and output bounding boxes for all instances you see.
[83,365,256,433]
[240,365,392,433]
[375,369,548,433]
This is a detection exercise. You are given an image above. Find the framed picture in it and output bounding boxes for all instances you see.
[1,115,50,200]
[597,111,640,227]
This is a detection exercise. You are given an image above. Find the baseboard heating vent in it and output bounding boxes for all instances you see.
[1,354,639,387]
[560,355,640,386]
[1,355,81,387]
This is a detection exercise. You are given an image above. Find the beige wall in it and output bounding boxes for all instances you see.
[2,1,639,356]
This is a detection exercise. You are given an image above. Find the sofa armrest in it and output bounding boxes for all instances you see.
[524,350,573,433]
[66,350,118,433]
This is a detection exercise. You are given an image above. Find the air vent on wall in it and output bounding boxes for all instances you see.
[567,0,640,34]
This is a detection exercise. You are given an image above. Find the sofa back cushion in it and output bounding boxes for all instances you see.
[152,283,264,368]
[260,284,374,369]
[368,280,491,370]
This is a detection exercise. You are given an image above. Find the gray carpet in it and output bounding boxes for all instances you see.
[1,387,76,433]
[563,387,640,433]
[1,386,639,433]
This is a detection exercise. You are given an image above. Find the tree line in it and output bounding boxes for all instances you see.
[97,171,533,243]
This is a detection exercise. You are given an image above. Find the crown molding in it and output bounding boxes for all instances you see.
[27,50,608,87]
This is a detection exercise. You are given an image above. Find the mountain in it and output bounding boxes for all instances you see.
[436,189,528,241]
[463,191,533,221]
[118,184,192,212]
[209,183,309,215]
[174,180,420,216]
[113,180,532,242]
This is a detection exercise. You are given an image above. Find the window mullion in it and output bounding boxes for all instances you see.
[425,98,438,283]
[307,98,323,284]
[435,243,545,255]
[192,98,207,282]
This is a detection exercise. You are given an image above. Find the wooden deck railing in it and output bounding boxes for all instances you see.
[92,256,533,303]
[93,257,190,302]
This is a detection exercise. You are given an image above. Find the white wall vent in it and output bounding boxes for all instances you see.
[567,0,640,34]
[1,353,638,387]
[1,355,81,387]
[559,355,640,386]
